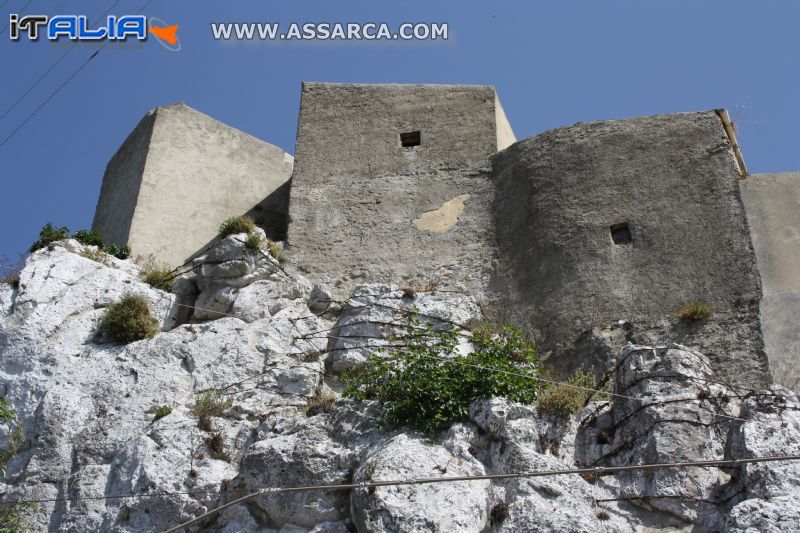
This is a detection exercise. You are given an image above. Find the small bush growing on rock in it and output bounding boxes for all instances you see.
[72,229,105,248]
[344,316,539,435]
[204,432,230,462]
[137,255,174,291]
[537,369,608,418]
[29,223,131,259]
[0,501,40,532]
[80,247,108,264]
[141,268,174,291]
[218,216,256,237]
[0,398,24,475]
[676,299,714,321]
[0,255,24,290]
[101,295,159,344]
[191,389,233,431]
[152,406,172,422]
[305,390,337,416]
[29,222,70,252]
[244,231,263,251]
[0,273,19,290]
[105,243,131,260]
[267,240,286,263]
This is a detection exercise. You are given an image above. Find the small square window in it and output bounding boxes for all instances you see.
[610,222,632,245]
[400,131,421,148]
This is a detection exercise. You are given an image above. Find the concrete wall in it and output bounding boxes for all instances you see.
[287,83,511,294]
[741,172,800,387]
[491,111,767,386]
[93,103,294,267]
[494,96,516,151]
[92,111,155,246]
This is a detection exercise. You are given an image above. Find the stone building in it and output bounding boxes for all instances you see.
[92,83,799,387]
[92,103,293,267]
[287,82,515,293]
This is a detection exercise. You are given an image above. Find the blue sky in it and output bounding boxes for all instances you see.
[0,1,798,262]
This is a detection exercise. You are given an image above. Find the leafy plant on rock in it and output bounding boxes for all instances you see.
[267,240,286,263]
[676,299,714,321]
[244,231,263,251]
[344,316,539,435]
[218,216,256,238]
[0,398,23,475]
[191,389,233,431]
[101,294,159,344]
[72,229,105,248]
[29,222,70,252]
[537,368,609,419]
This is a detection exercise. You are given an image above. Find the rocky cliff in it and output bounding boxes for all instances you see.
[0,236,798,531]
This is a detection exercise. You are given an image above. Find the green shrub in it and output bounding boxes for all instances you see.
[79,248,107,264]
[676,299,714,321]
[152,405,172,422]
[245,231,263,251]
[137,256,174,291]
[0,398,23,475]
[344,317,539,435]
[537,369,608,418]
[0,501,39,533]
[104,243,131,260]
[72,229,104,248]
[191,389,233,431]
[141,268,174,291]
[0,273,19,290]
[29,223,131,260]
[29,222,70,252]
[218,216,256,237]
[267,240,286,263]
[101,295,159,344]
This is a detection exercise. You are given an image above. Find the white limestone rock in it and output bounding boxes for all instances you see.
[230,275,313,323]
[3,236,800,532]
[233,421,354,528]
[192,231,282,322]
[726,496,800,532]
[727,385,800,502]
[328,283,481,372]
[351,433,490,532]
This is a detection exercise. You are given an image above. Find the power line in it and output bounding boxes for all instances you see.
[0,49,101,146]
[0,455,794,527]
[0,0,152,147]
[0,0,121,120]
[161,454,800,533]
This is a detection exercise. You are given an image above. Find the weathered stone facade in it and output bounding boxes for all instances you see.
[92,83,799,386]
[92,103,293,267]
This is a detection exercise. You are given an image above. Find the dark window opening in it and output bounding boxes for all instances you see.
[400,131,421,148]
[610,223,632,245]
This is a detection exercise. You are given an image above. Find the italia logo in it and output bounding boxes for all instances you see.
[8,14,181,51]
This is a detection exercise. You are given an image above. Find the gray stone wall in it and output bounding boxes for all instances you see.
[491,111,767,386]
[741,172,800,388]
[93,103,293,267]
[287,83,512,294]
[91,111,155,247]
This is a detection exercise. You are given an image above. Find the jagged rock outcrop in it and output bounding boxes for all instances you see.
[1,239,798,532]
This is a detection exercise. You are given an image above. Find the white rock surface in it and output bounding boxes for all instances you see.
[1,241,799,532]
[328,283,481,372]
[351,433,490,532]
